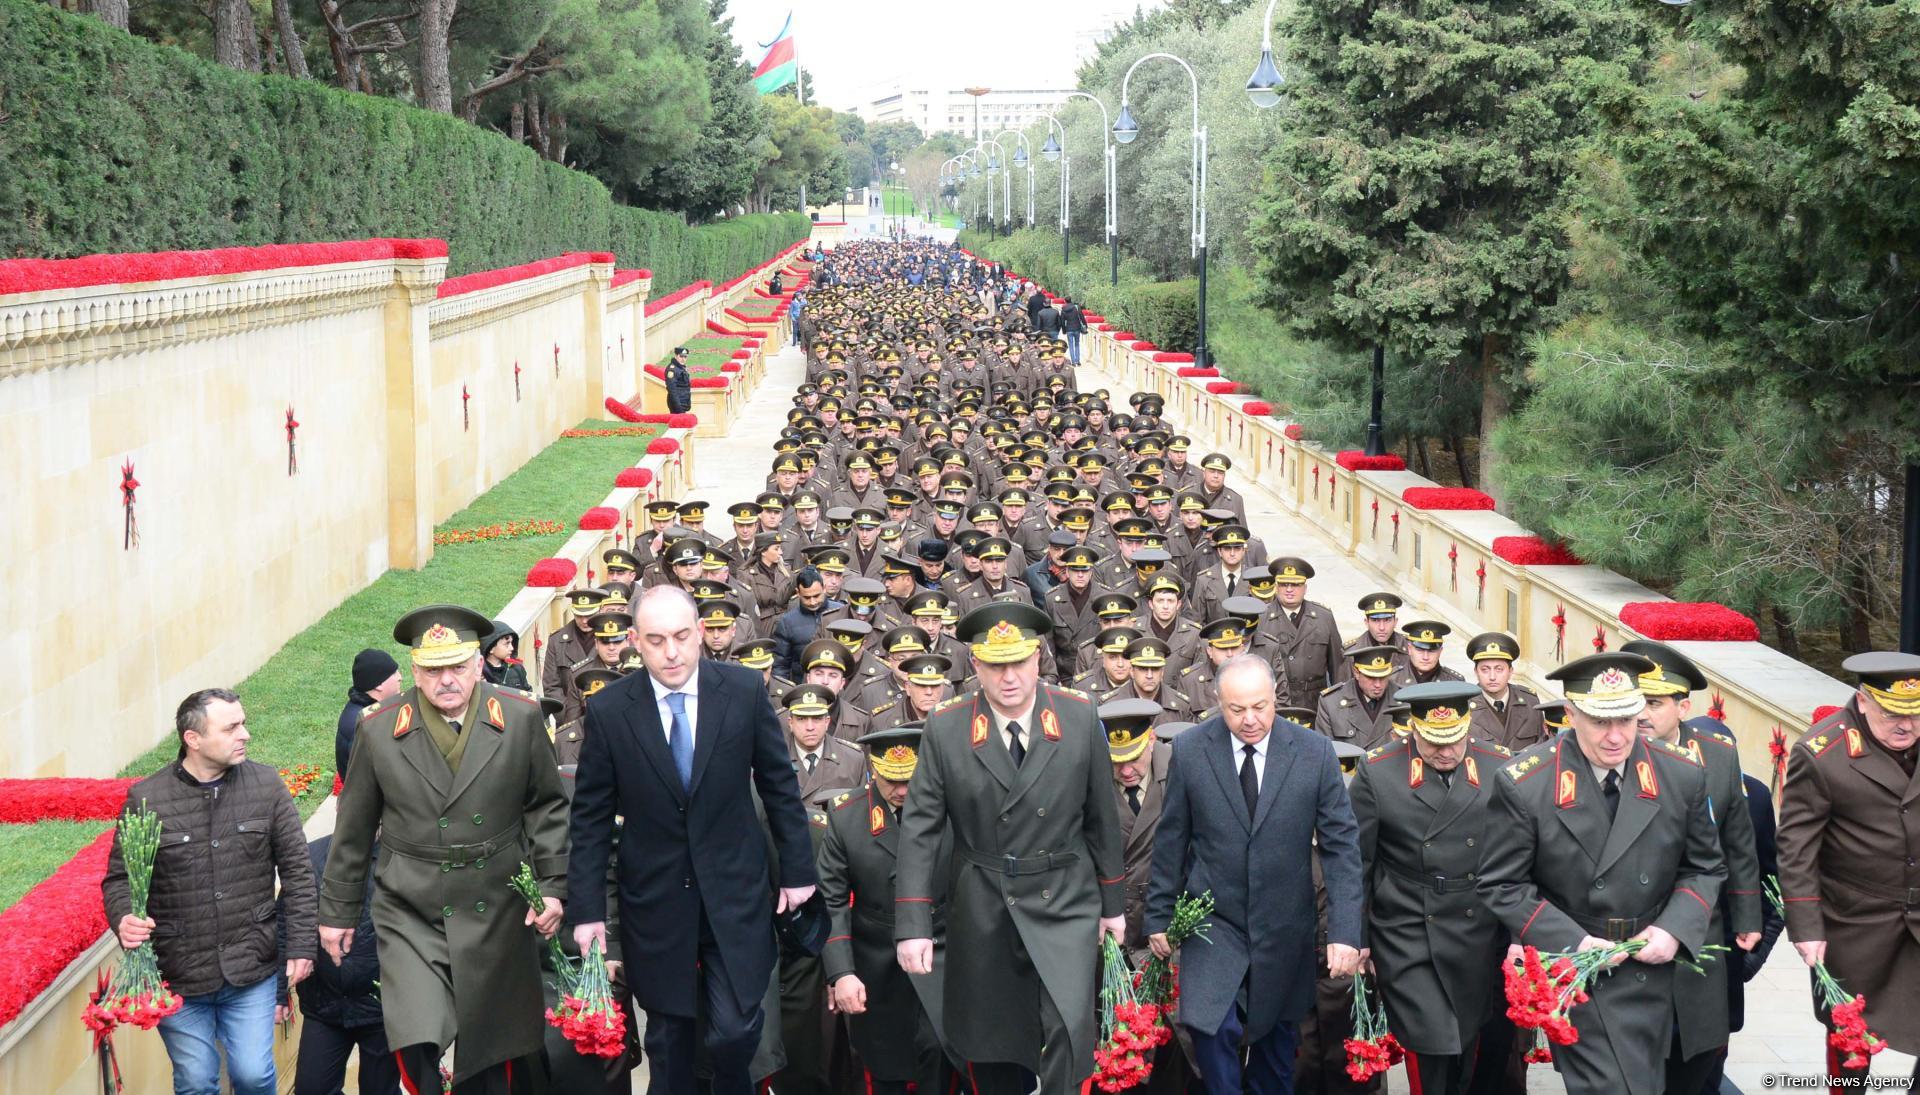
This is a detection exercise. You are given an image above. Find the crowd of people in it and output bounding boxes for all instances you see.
[104,239,1920,1095]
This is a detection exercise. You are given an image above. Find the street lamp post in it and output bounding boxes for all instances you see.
[1064,90,1118,288]
[1115,52,1210,366]
[1040,113,1070,267]
[979,136,1007,238]
[992,129,1037,230]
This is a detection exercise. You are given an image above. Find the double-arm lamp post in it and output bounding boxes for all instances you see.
[1114,52,1210,366]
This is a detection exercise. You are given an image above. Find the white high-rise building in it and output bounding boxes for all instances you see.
[853,81,1075,140]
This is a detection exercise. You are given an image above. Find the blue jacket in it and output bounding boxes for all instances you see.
[334,690,376,778]
[771,599,842,682]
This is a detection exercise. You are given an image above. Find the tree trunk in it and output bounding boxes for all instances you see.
[213,0,262,71]
[1770,606,1801,659]
[272,0,310,78]
[527,88,549,157]
[1413,437,1433,480]
[1845,554,1874,652]
[320,0,358,89]
[416,0,456,113]
[509,99,525,142]
[1447,434,1474,488]
[80,0,128,30]
[1479,332,1511,501]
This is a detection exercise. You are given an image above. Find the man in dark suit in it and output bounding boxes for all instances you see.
[894,602,1127,1095]
[1146,654,1365,1095]
[567,585,818,1095]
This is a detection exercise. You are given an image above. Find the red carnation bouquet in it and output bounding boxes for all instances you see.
[84,804,184,1041]
[513,863,627,1058]
[1765,879,1885,1070]
[1093,936,1170,1091]
[1343,971,1403,1082]
[1504,937,1726,1063]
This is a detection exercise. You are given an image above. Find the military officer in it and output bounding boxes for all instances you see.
[734,637,795,706]
[1476,652,1726,1095]
[1778,652,1920,1080]
[1315,646,1403,749]
[1074,625,1143,695]
[1044,545,1105,678]
[1390,620,1464,688]
[879,653,954,729]
[894,602,1127,1095]
[786,684,868,809]
[561,611,634,725]
[542,587,607,700]
[320,605,570,1092]
[1464,632,1547,752]
[1194,453,1246,522]
[1104,636,1201,725]
[555,670,616,767]
[818,726,958,1095]
[1103,698,1171,957]
[1179,617,1257,715]
[1349,682,1512,1095]
[1343,593,1411,680]
[1616,639,1765,1094]
[1260,558,1344,710]
[601,549,641,597]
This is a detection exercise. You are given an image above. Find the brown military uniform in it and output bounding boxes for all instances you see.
[1778,700,1920,1055]
[1313,680,1400,750]
[1465,685,1547,753]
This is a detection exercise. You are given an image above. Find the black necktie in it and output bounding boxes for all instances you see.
[1494,699,1507,716]
[805,753,818,774]
[1126,786,1142,815]
[1603,770,1621,821]
[1437,768,1453,788]
[1239,744,1259,816]
[1226,575,1238,597]
[448,719,462,735]
[1008,721,1026,767]
[1289,611,1301,628]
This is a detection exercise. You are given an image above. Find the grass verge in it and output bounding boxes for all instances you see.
[0,821,111,917]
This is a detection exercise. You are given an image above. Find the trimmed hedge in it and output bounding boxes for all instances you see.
[1123,280,1199,355]
[0,0,810,286]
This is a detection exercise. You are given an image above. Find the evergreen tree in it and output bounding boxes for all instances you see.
[631,0,770,218]
[1247,0,1646,485]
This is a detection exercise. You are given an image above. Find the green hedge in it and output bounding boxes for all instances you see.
[0,0,810,286]
[1122,281,1199,354]
[958,228,1204,351]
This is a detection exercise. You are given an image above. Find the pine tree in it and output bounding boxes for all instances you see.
[1247,0,1647,486]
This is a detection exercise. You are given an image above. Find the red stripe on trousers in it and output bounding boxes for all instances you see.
[1405,1051,1425,1095]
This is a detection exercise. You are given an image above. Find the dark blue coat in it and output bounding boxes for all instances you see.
[334,690,376,779]
[566,661,816,1017]
[770,600,839,682]
[1146,715,1363,1038]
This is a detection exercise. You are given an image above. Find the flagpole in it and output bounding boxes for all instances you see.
[794,12,806,214]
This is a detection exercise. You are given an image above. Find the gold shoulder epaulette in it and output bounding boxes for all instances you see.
[1700,730,1736,749]
[1321,683,1344,696]
[832,791,855,809]
[1649,737,1702,765]
[1472,741,1513,758]
[1804,731,1840,757]
[932,694,968,714]
[1179,663,1201,677]
[810,810,830,828]
[1049,685,1092,704]
[498,688,538,706]
[1365,743,1397,764]
[1505,753,1545,782]
[871,701,895,715]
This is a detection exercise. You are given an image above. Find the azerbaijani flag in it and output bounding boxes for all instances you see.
[752,13,797,95]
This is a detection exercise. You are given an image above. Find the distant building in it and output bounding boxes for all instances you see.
[853,81,1074,140]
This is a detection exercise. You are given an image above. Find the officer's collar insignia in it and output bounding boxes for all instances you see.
[1465,757,1480,786]
[870,804,887,835]
[1556,768,1578,808]
[1041,709,1062,741]
[392,704,414,739]
[485,696,506,730]
[971,712,989,748]
[1408,756,1424,789]
[1686,738,1702,764]
[1636,758,1659,799]
[1846,726,1866,757]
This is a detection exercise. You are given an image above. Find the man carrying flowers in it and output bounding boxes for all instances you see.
[103,687,317,1095]
[1476,652,1725,1095]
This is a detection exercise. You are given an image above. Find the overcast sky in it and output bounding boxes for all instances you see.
[724,0,1159,113]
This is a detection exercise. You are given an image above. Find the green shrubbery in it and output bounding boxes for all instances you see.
[0,0,809,285]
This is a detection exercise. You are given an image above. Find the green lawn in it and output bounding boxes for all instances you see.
[0,821,112,916]
[881,186,917,216]
[688,335,747,374]
[115,419,661,799]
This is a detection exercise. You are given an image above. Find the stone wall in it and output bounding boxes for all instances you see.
[0,239,807,780]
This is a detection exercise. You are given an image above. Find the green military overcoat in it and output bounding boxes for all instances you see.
[320,682,570,1081]
[894,685,1126,1083]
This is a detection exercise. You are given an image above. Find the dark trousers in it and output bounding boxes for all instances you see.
[644,918,764,1095]
[1663,1039,1724,1095]
[1405,1050,1473,1095]
[1188,1006,1296,1095]
[967,913,1080,1095]
[392,1044,538,1094]
[293,1018,398,1095]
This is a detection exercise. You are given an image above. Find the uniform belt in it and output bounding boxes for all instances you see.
[958,846,1079,878]
[381,824,524,869]
[1829,871,1920,908]
[1387,864,1479,894]
[1569,903,1666,943]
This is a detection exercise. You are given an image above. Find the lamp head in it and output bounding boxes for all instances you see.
[1247,47,1285,109]
[1113,104,1139,145]
[1041,134,1061,162]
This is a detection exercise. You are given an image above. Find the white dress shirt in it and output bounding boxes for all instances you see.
[1236,730,1270,790]
[991,702,1037,754]
[653,671,702,746]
